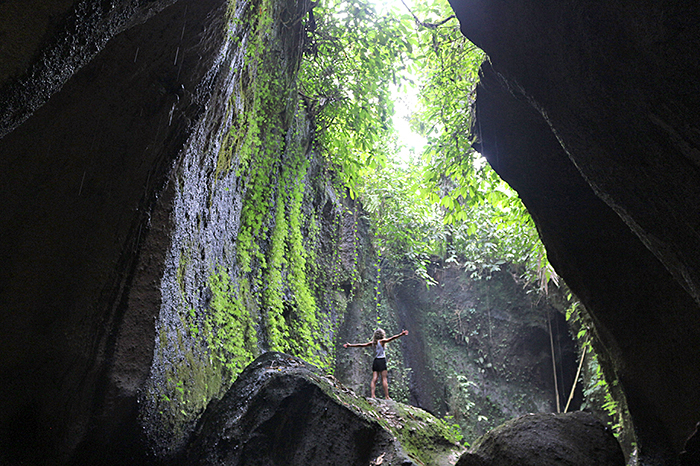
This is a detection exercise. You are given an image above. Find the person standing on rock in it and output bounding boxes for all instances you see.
[343,328,409,399]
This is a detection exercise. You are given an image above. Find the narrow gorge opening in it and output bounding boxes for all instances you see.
[2,0,698,464]
[297,0,632,456]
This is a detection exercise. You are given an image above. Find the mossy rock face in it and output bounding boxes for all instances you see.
[455,411,625,466]
[185,352,465,466]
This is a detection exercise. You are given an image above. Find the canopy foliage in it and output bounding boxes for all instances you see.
[299,0,555,290]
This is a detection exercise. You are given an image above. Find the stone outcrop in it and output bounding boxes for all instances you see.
[448,0,700,463]
[455,411,625,466]
[185,352,465,466]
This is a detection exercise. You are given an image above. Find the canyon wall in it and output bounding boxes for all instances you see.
[0,0,367,462]
[448,0,700,463]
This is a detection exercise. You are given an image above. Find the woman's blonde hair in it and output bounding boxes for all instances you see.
[372,328,386,347]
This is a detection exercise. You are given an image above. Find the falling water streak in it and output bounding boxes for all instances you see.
[145,170,151,194]
[168,102,176,125]
[135,223,143,254]
[133,47,139,63]
[176,7,187,82]
[78,171,86,196]
[177,60,184,82]
[180,6,188,41]
[174,46,180,66]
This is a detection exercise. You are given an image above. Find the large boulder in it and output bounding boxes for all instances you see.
[456,411,625,466]
[185,352,466,466]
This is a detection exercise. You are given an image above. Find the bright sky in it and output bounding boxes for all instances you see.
[371,0,427,165]
[392,86,426,165]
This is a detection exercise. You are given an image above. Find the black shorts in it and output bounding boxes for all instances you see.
[372,357,387,372]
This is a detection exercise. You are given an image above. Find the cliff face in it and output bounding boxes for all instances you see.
[448,0,700,463]
[1,0,232,462]
[0,0,365,463]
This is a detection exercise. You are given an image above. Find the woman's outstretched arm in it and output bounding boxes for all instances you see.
[343,341,373,348]
[381,329,409,344]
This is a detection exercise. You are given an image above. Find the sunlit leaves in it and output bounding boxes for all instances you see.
[299,0,415,191]
[305,0,554,290]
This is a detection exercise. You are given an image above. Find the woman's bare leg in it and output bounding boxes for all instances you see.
[371,371,379,398]
[381,370,389,399]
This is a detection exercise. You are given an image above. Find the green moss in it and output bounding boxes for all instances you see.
[213,2,339,364]
[143,0,374,454]
[391,403,465,462]
[205,266,259,376]
[262,186,290,350]
[151,0,367,432]
[151,321,227,443]
[308,372,465,465]
[211,0,342,372]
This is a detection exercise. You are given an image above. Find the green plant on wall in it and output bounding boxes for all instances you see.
[205,267,259,375]
[144,0,383,452]
[565,297,631,437]
[206,0,341,371]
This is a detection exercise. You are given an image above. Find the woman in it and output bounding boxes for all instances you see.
[343,328,409,399]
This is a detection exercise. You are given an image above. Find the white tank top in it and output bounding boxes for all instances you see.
[375,342,386,359]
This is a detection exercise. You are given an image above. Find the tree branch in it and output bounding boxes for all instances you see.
[399,0,456,29]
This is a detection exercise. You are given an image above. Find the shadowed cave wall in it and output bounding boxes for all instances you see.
[447,0,700,463]
[2,0,388,463]
[0,0,353,462]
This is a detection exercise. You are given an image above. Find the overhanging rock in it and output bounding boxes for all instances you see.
[448,0,700,462]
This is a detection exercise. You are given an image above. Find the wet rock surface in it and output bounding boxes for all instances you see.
[455,411,625,466]
[0,0,230,463]
[1,0,359,462]
[449,0,700,462]
[0,0,180,137]
[185,352,464,466]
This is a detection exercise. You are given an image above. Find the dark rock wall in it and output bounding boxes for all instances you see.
[0,0,229,463]
[0,0,180,138]
[393,267,578,442]
[134,0,375,457]
[0,0,365,463]
[448,0,700,462]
